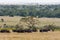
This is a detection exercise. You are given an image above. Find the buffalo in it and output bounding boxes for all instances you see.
[12,29,32,33]
[12,29,25,33]
[40,29,50,32]
[24,29,32,33]
[0,30,10,33]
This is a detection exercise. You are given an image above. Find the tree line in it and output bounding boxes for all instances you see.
[0,5,60,17]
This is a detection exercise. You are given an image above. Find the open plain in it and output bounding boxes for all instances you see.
[0,31,60,40]
[0,16,60,40]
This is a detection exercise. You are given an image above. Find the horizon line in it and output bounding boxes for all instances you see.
[0,2,60,5]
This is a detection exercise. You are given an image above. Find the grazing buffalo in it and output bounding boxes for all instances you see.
[12,29,17,32]
[12,29,32,33]
[24,29,32,33]
[0,30,10,33]
[17,30,25,33]
[40,29,50,32]
[12,29,25,33]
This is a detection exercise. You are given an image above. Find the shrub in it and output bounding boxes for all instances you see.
[1,18,4,22]
[12,24,25,33]
[29,26,38,32]
[9,15,14,17]
[43,24,55,31]
[3,24,9,28]
[39,24,56,32]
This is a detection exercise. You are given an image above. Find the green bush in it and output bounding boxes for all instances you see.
[41,24,60,31]
[40,24,55,31]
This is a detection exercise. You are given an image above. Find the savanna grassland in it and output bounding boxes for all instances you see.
[0,16,60,26]
[0,16,60,40]
[0,31,60,40]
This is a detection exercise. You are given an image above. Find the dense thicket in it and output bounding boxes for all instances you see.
[0,5,60,17]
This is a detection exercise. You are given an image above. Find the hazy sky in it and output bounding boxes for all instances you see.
[0,0,60,5]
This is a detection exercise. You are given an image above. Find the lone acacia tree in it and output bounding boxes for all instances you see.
[18,16,40,31]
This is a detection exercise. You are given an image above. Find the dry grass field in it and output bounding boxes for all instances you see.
[0,16,60,26]
[0,16,21,26]
[39,18,60,26]
[0,31,60,40]
[0,16,60,40]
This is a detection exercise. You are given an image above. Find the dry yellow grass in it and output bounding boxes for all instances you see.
[0,16,22,26]
[0,31,60,40]
[38,18,60,26]
[0,16,60,40]
[0,16,60,26]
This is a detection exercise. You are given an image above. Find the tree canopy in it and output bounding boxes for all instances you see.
[0,5,60,18]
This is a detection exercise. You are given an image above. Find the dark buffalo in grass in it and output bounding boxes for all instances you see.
[40,29,50,32]
[0,30,10,33]
[12,29,32,33]
[12,29,17,32]
[17,30,25,33]
[24,29,32,33]
[12,29,25,33]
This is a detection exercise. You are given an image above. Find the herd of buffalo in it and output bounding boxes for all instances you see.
[0,27,54,33]
[0,17,55,33]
